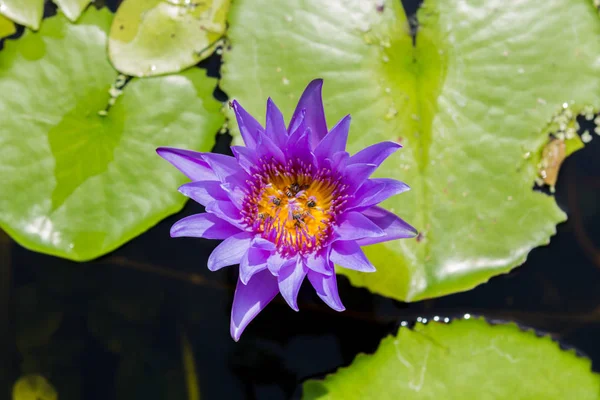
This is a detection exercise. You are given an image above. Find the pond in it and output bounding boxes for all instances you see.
[1,0,600,399]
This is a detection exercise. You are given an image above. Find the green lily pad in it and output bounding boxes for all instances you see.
[13,375,57,400]
[53,0,90,22]
[0,8,224,261]
[0,14,16,38]
[0,0,44,30]
[303,318,600,399]
[109,0,230,77]
[221,0,600,301]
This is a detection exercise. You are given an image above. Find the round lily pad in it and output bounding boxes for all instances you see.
[0,8,224,261]
[221,0,600,301]
[0,0,44,30]
[303,318,600,399]
[109,0,230,77]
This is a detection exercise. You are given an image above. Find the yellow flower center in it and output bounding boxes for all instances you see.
[243,160,346,255]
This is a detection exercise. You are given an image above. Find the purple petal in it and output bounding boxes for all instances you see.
[307,271,345,312]
[201,153,249,189]
[286,124,307,150]
[314,115,351,162]
[356,206,418,246]
[231,145,259,173]
[305,251,333,276]
[325,151,349,172]
[288,79,327,149]
[266,252,295,276]
[285,127,317,166]
[330,241,376,272]
[256,128,286,164]
[220,182,246,209]
[349,178,410,211]
[349,141,401,166]
[266,98,288,148]
[239,245,270,285]
[170,213,242,239]
[335,211,385,241]
[207,232,252,271]
[343,163,378,190]
[205,200,244,228]
[277,256,308,311]
[287,108,307,147]
[178,181,229,206]
[156,147,217,181]
[288,108,305,135]
[230,269,278,341]
[252,238,276,251]
[232,100,264,149]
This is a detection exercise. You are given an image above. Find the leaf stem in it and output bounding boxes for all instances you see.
[180,328,200,400]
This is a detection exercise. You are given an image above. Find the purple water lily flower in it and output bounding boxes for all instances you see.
[157,79,416,341]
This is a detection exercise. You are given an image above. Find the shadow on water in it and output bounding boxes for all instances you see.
[2,0,600,399]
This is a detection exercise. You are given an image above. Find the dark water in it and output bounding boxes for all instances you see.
[2,0,600,399]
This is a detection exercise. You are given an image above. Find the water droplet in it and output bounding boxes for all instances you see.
[382,54,389,63]
[517,67,525,74]
[562,102,569,109]
[384,87,391,94]
[97,110,108,117]
[285,15,293,22]
[282,77,290,85]
[416,316,422,322]
[150,65,157,71]
[109,87,122,97]
[582,130,593,143]
[523,151,531,159]
[456,97,467,107]
[421,318,428,324]
[359,22,371,33]
[583,105,595,120]
[400,321,408,327]
[384,106,398,120]
[444,317,450,323]
[433,316,440,322]
[464,313,471,320]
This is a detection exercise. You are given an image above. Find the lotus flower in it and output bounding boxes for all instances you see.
[157,79,416,341]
